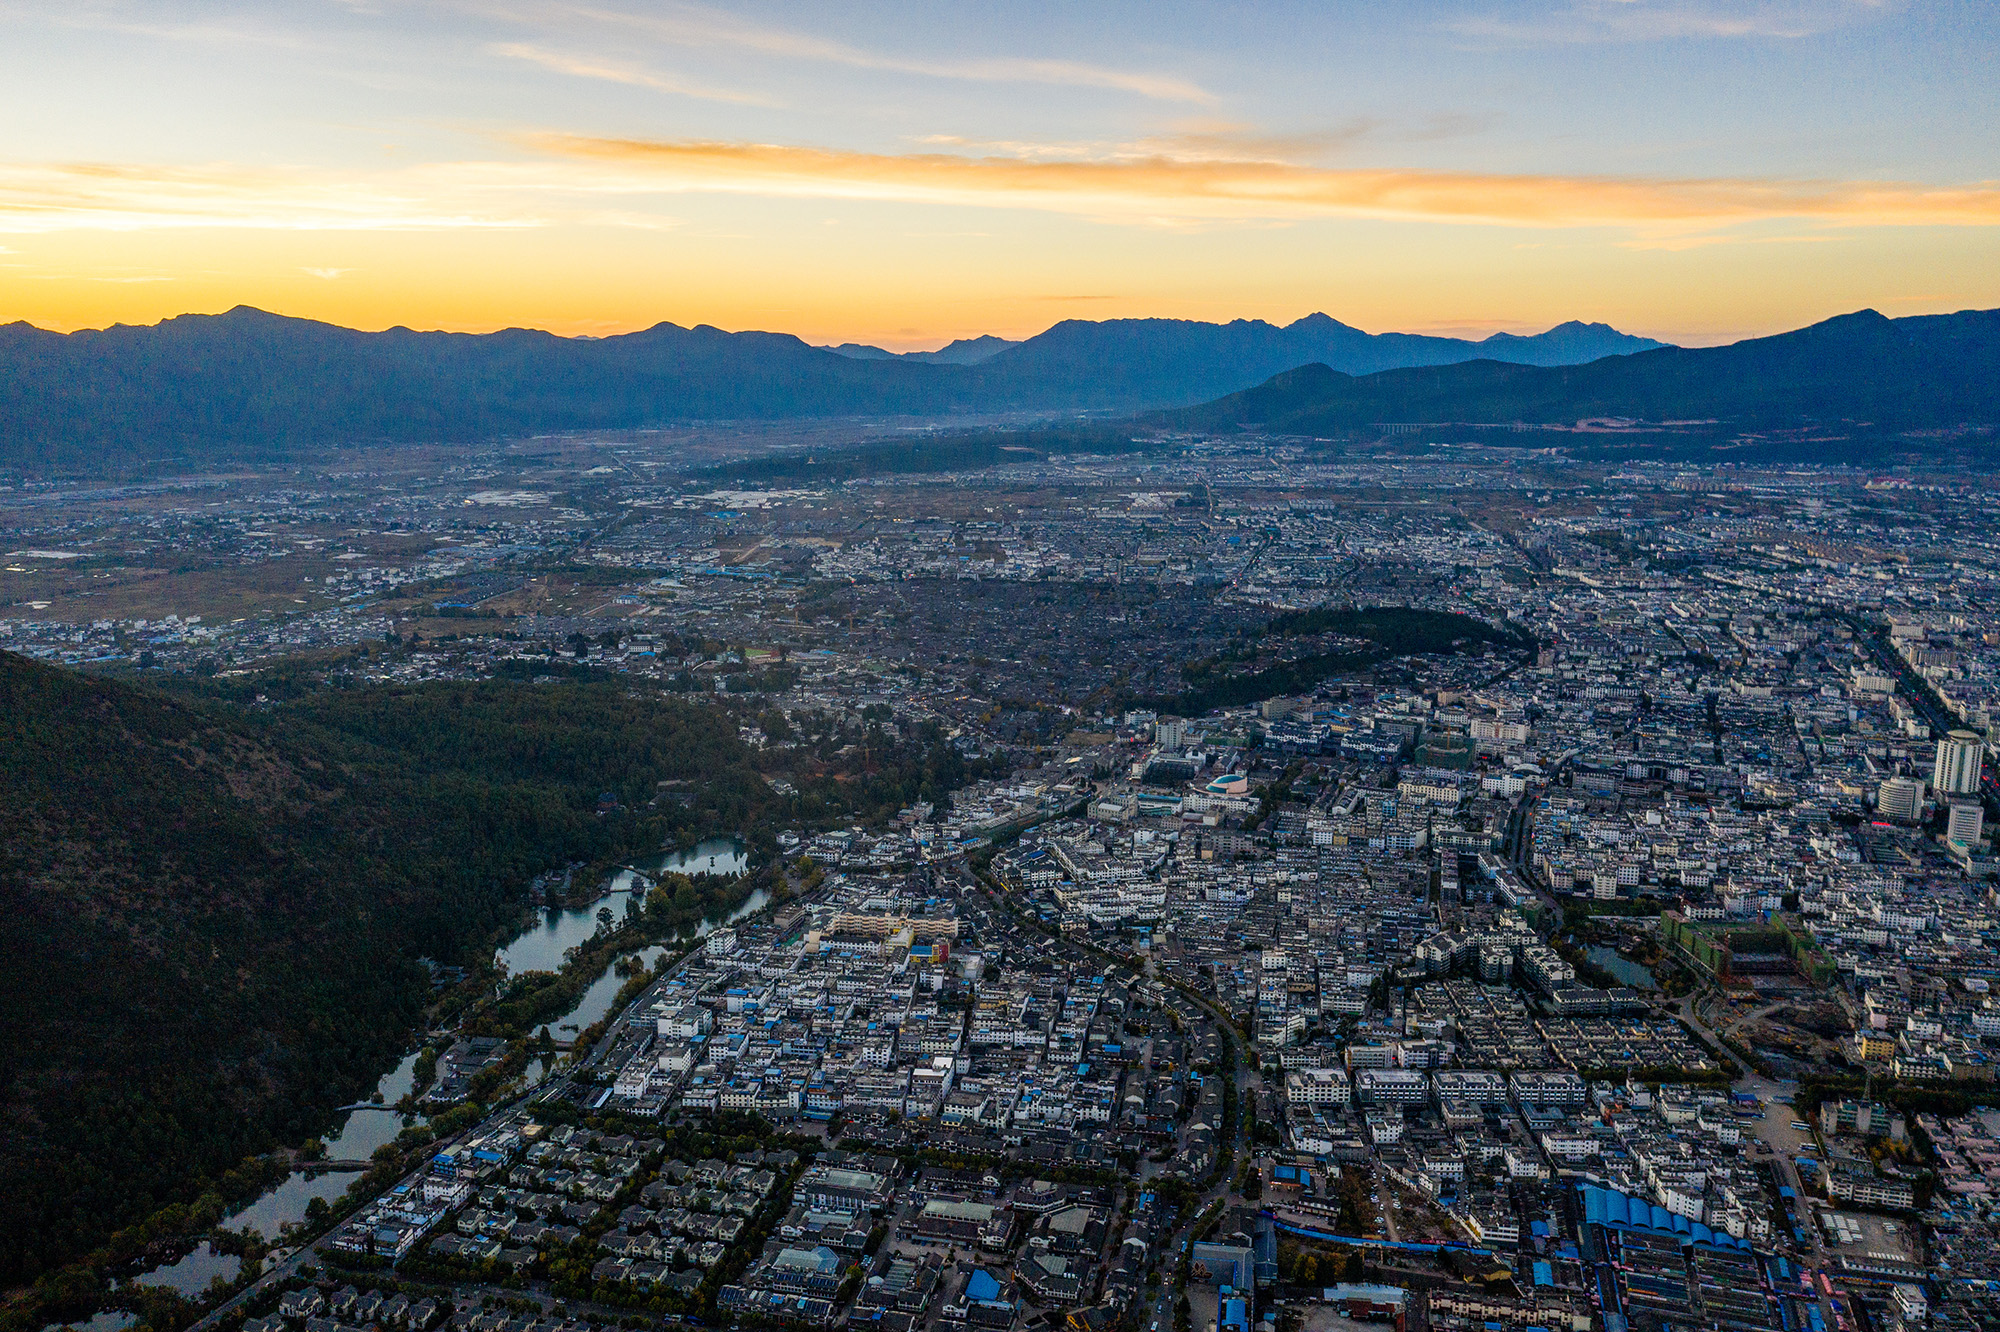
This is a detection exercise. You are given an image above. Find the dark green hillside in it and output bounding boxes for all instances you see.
[1147,607,1528,715]
[0,655,768,1285]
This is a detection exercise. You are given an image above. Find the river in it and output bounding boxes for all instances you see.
[222,838,757,1240]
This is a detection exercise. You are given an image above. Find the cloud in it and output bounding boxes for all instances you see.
[469,1,1215,103]
[302,267,352,278]
[0,161,545,234]
[1449,0,1892,45]
[23,272,174,282]
[12,136,1994,242]
[487,41,780,106]
[2,1,313,49]
[524,134,2000,231]
[1136,115,1499,164]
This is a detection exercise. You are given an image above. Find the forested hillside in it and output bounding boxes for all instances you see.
[0,656,773,1284]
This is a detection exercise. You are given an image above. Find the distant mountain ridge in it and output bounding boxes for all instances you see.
[821,316,1657,376]
[0,305,1663,470]
[964,313,1660,411]
[822,333,1023,364]
[1155,308,2000,434]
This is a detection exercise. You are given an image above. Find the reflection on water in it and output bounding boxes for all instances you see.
[698,886,770,938]
[542,878,770,1042]
[498,892,638,976]
[499,839,749,976]
[43,1311,139,1332]
[132,1243,240,1296]
[231,840,761,1244]
[224,1170,357,1241]
[318,1047,421,1159]
[323,1107,408,1160]
[662,837,748,878]
[1586,945,1659,989]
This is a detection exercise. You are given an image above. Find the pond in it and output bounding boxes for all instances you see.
[548,945,669,1037]
[42,1312,138,1332]
[544,880,772,1037]
[1586,945,1659,989]
[660,836,749,878]
[131,1243,240,1296]
[224,1169,358,1241]
[321,1106,410,1161]
[315,1047,422,1160]
[495,838,747,977]
[235,840,759,1239]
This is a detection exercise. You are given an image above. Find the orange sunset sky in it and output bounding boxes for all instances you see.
[3,0,1996,350]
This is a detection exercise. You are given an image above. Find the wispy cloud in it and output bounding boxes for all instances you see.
[0,161,543,234]
[24,272,175,282]
[487,41,780,106]
[2,1,313,49]
[302,267,352,278]
[1449,0,1892,45]
[468,0,1216,103]
[1134,114,1500,164]
[10,138,1993,240]
[523,134,2000,231]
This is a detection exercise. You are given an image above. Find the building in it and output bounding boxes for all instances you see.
[1356,1069,1429,1105]
[1191,1241,1254,1290]
[1826,1161,1916,1210]
[1876,776,1923,822]
[1510,1071,1588,1107]
[1323,1285,1406,1329]
[1933,730,1984,796]
[1948,799,1985,845]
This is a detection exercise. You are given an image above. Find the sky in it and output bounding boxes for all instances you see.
[1,0,1996,349]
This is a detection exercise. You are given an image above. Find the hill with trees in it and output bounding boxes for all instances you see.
[0,655,773,1286]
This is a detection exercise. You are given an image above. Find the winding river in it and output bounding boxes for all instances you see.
[215,838,756,1241]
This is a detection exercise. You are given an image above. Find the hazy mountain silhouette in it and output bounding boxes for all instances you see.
[1157,309,2000,434]
[971,313,1663,407]
[823,334,1022,364]
[5,304,1988,467]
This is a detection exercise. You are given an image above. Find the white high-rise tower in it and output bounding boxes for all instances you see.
[1934,730,1985,796]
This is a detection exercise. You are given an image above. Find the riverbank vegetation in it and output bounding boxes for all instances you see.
[0,652,909,1303]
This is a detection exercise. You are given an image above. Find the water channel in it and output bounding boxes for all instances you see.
[218,838,757,1241]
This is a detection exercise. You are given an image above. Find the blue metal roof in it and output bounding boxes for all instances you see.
[1579,1185,1750,1251]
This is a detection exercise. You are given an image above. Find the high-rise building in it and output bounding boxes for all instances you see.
[1877,776,1923,822]
[1948,799,1985,846]
[1934,730,1985,795]
[1155,717,1184,750]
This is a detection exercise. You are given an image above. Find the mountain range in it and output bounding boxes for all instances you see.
[821,333,1024,364]
[820,315,1659,376]
[1156,308,2000,435]
[0,307,1660,469]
